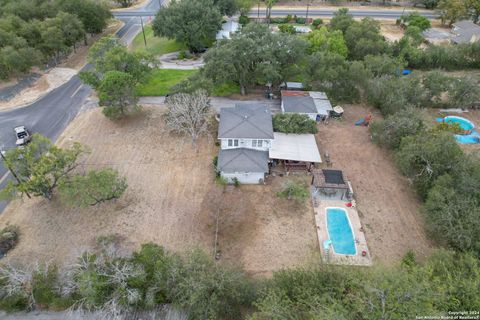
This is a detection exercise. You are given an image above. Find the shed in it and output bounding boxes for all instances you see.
[269,133,321,172]
[216,20,240,40]
[312,169,351,200]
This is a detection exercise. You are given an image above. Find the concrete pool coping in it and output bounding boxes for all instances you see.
[313,199,372,266]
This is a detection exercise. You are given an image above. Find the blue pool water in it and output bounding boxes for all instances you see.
[444,116,474,131]
[326,208,356,255]
[436,117,479,144]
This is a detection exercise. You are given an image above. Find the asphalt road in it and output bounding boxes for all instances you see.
[116,7,439,19]
[0,0,161,213]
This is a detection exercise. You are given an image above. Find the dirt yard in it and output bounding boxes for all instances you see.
[203,176,318,276]
[380,23,404,42]
[0,106,317,276]
[317,105,435,265]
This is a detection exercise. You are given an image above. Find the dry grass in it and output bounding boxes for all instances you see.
[0,106,318,276]
[316,104,436,265]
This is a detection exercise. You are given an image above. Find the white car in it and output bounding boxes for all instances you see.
[14,126,31,146]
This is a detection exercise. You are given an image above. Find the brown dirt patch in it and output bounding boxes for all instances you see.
[317,104,435,265]
[380,23,404,42]
[203,176,318,276]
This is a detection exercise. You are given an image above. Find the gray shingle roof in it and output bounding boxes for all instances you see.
[282,96,317,113]
[218,148,269,173]
[218,104,274,139]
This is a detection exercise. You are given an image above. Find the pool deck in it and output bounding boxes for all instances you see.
[313,199,372,266]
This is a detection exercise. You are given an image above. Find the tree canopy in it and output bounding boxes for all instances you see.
[273,113,318,134]
[152,0,223,53]
[202,23,307,94]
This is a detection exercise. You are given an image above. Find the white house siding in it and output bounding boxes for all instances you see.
[220,138,272,151]
[221,172,265,184]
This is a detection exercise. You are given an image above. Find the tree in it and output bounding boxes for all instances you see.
[235,0,254,15]
[152,0,223,53]
[401,12,431,31]
[307,26,348,57]
[164,90,211,145]
[203,24,307,94]
[329,8,355,34]
[58,0,111,36]
[363,54,405,77]
[449,76,480,108]
[97,71,139,119]
[370,108,425,149]
[395,131,464,199]
[466,0,480,23]
[214,0,238,16]
[82,36,155,86]
[264,0,278,23]
[59,169,127,207]
[273,113,318,134]
[114,0,134,8]
[278,24,296,34]
[0,134,86,200]
[437,0,469,25]
[344,18,389,60]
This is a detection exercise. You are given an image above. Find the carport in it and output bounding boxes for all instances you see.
[269,132,322,172]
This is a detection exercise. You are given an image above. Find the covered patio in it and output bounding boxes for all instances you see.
[312,169,352,200]
[269,133,322,173]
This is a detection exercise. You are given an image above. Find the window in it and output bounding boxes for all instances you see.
[264,140,269,146]
[252,140,257,147]
[258,140,263,147]
[227,139,239,147]
[252,139,264,148]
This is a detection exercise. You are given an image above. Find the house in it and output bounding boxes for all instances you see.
[217,104,273,184]
[281,90,333,121]
[216,20,240,40]
[451,20,480,44]
[216,103,323,184]
[281,82,305,91]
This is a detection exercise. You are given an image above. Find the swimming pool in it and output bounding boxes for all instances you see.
[326,207,356,255]
[444,116,475,131]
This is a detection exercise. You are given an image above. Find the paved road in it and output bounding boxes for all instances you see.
[0,0,161,213]
[120,7,439,19]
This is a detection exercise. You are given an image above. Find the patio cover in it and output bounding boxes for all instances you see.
[269,133,322,163]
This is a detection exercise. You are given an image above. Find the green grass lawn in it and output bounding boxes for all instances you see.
[130,25,186,56]
[136,69,197,96]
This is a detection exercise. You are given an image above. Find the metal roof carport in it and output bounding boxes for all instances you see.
[269,133,322,163]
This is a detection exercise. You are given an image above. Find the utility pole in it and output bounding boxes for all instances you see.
[257,0,260,20]
[0,148,31,199]
[305,2,310,25]
[140,16,147,47]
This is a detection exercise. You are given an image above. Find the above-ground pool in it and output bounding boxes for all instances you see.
[443,116,475,131]
[326,208,356,255]
[437,116,480,144]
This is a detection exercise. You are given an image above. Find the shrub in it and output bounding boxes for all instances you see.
[232,177,240,187]
[395,131,464,199]
[215,175,228,186]
[279,24,296,34]
[432,122,464,134]
[273,113,318,134]
[401,12,431,31]
[370,108,425,149]
[312,18,323,28]
[239,14,249,26]
[277,180,309,203]
[295,17,306,24]
[0,225,19,256]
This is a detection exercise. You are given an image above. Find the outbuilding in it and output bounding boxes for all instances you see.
[312,169,352,200]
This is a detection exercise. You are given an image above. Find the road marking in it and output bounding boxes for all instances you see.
[0,171,10,185]
[71,84,83,98]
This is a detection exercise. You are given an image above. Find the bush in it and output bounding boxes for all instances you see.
[370,108,425,149]
[312,18,323,28]
[273,113,318,134]
[395,131,464,199]
[0,225,19,256]
[232,177,240,187]
[215,175,228,186]
[277,180,309,203]
[279,24,296,34]
[270,17,288,24]
[401,12,431,31]
[239,14,249,25]
[295,17,306,24]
